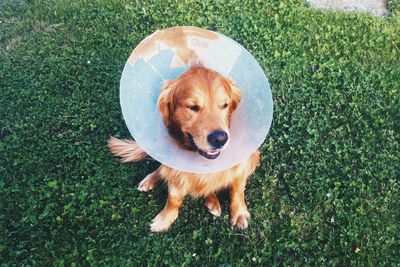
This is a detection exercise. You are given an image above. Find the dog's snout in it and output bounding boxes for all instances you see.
[207,131,228,148]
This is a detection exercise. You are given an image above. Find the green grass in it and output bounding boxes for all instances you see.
[389,0,400,14]
[1,0,399,265]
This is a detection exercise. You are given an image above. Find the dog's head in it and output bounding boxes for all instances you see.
[158,67,242,159]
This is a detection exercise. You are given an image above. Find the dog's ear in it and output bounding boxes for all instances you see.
[157,80,175,126]
[227,78,242,113]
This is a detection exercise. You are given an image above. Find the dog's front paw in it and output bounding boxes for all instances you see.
[230,209,250,230]
[150,212,176,233]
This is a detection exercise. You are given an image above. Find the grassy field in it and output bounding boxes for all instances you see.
[1,0,399,265]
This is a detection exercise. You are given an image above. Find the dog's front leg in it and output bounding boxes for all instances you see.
[150,185,185,232]
[230,176,250,229]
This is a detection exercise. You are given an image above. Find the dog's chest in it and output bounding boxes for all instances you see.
[188,174,233,197]
[188,164,248,197]
[160,157,253,198]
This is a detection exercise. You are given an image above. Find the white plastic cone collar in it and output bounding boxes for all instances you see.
[120,26,273,173]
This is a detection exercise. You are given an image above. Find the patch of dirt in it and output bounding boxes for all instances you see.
[308,0,388,16]
[6,36,22,50]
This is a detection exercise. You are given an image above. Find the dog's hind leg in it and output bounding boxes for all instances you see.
[205,193,222,217]
[138,167,160,192]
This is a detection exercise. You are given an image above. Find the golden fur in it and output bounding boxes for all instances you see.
[108,67,260,232]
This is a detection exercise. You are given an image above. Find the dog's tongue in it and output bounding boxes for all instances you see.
[198,149,220,160]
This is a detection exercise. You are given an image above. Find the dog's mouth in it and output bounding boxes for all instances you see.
[187,134,221,160]
[198,149,221,160]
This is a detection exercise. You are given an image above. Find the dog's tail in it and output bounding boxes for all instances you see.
[107,136,148,163]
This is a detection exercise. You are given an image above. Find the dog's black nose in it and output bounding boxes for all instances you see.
[207,131,228,148]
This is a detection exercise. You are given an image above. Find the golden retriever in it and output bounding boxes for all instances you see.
[108,67,260,232]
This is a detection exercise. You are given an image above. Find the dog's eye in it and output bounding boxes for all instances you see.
[222,103,229,109]
[190,105,200,112]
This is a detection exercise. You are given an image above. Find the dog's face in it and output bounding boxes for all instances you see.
[158,67,242,159]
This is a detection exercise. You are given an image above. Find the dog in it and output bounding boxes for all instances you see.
[108,67,260,232]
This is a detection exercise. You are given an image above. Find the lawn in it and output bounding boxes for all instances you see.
[1,0,399,265]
